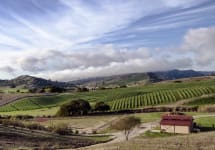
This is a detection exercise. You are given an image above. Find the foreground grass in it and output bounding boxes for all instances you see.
[0,124,108,149]
[141,130,176,138]
[33,115,117,130]
[81,132,215,150]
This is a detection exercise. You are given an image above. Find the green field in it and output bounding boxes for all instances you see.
[195,116,215,127]
[1,79,215,114]
[184,96,215,106]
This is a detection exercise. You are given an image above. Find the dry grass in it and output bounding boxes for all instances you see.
[81,132,215,150]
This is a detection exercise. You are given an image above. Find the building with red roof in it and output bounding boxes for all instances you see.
[160,114,194,134]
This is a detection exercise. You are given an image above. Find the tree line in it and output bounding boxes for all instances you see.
[57,99,110,117]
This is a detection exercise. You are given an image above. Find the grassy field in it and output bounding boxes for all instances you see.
[0,107,59,116]
[141,130,176,138]
[195,116,215,127]
[184,96,215,106]
[0,86,29,93]
[81,131,215,150]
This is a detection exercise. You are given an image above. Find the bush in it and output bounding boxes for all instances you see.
[1,119,25,128]
[15,115,34,120]
[26,123,47,131]
[92,129,97,134]
[52,123,71,135]
[75,130,79,134]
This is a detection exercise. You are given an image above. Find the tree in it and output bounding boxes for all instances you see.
[94,101,110,112]
[48,86,65,93]
[111,116,141,141]
[77,87,89,92]
[10,84,16,88]
[57,99,91,116]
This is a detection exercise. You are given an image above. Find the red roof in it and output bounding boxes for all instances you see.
[160,115,193,126]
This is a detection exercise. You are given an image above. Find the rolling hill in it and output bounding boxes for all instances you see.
[70,69,215,87]
[0,75,76,89]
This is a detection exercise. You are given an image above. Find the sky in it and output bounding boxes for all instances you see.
[0,0,215,81]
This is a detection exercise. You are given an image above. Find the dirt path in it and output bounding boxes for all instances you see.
[107,121,159,144]
[69,121,159,150]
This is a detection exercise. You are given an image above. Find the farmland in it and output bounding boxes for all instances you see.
[0,79,215,114]
[1,79,215,113]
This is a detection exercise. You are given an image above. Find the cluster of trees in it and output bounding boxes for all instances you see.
[28,86,65,93]
[57,99,110,117]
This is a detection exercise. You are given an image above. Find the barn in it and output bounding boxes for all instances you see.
[160,114,194,134]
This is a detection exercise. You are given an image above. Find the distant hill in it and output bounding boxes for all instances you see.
[0,70,214,89]
[70,73,149,88]
[147,69,205,82]
[0,75,76,89]
[70,69,215,88]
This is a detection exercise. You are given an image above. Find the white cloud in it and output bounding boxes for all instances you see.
[7,44,191,81]
[182,26,215,68]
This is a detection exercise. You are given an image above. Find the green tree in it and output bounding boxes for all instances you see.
[111,116,141,141]
[94,101,110,112]
[57,99,91,116]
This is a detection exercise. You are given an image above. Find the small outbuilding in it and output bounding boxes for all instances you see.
[160,114,194,134]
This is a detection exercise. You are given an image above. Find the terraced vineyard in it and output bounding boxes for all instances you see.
[109,86,215,110]
[0,79,215,113]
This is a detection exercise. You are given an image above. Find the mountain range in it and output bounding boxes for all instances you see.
[0,70,214,89]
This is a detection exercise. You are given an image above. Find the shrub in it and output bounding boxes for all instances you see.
[52,124,71,135]
[15,115,34,120]
[26,123,47,131]
[75,130,79,134]
[1,119,25,128]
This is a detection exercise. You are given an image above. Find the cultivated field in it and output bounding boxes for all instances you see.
[1,79,215,114]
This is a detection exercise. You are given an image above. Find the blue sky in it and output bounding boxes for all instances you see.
[0,0,215,81]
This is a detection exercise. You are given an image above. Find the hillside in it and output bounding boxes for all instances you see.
[0,70,214,89]
[70,69,215,87]
[70,73,149,88]
[0,75,76,89]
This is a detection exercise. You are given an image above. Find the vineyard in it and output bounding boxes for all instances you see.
[109,86,215,110]
[0,79,215,112]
